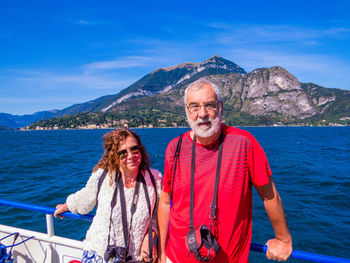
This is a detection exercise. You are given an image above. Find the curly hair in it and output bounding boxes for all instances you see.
[93,128,150,185]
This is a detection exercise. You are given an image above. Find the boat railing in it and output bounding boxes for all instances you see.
[1,198,350,263]
[0,199,93,238]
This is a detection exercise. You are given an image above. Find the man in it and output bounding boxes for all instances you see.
[158,79,292,262]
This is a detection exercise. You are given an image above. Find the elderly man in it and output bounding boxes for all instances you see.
[158,79,292,262]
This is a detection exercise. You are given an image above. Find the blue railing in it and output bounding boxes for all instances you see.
[1,198,350,263]
[250,243,350,263]
[0,199,93,221]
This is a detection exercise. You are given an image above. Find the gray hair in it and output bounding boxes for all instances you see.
[184,79,222,105]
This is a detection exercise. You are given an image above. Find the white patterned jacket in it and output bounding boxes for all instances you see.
[66,168,162,261]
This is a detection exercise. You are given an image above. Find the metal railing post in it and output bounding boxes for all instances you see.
[46,214,54,237]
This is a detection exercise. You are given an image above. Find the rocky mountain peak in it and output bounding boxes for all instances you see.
[203,54,222,62]
[104,55,247,108]
[200,55,246,74]
[248,66,301,92]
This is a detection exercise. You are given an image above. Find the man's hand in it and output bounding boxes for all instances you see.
[265,238,292,262]
[54,203,69,219]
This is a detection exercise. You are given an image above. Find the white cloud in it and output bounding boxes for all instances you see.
[185,23,349,51]
[5,69,134,91]
[0,97,80,104]
[223,48,350,89]
[84,56,161,71]
[52,16,106,26]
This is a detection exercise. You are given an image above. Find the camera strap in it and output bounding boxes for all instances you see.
[170,134,183,200]
[141,169,157,262]
[105,171,141,262]
[107,172,119,251]
[118,171,142,254]
[105,169,156,262]
[190,130,223,230]
[96,169,107,209]
[187,130,223,260]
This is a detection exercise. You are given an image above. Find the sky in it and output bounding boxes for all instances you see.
[1,0,350,115]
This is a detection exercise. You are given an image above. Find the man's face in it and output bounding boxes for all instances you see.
[186,83,222,138]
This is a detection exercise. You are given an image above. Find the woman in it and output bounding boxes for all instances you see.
[54,128,162,262]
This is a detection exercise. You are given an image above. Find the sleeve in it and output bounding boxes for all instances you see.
[149,168,163,234]
[162,138,178,193]
[66,168,103,214]
[248,135,272,187]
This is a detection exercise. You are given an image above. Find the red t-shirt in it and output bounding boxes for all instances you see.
[163,125,272,263]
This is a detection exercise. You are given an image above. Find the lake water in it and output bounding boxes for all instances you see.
[0,127,349,262]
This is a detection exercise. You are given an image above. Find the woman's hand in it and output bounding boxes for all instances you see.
[159,254,167,263]
[140,231,157,262]
[54,203,69,219]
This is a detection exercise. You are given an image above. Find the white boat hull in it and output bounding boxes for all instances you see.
[0,224,83,263]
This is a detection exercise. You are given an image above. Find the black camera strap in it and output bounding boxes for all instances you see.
[170,134,183,200]
[186,130,223,260]
[105,171,141,262]
[105,169,156,262]
[140,170,156,262]
[118,171,142,255]
[96,169,107,209]
[190,130,223,230]
[107,172,119,251]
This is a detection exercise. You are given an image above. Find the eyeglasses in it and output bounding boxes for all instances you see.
[117,145,140,159]
[186,101,219,115]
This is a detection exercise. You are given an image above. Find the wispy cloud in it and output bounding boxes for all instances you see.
[222,48,350,89]
[210,24,350,47]
[84,56,163,71]
[0,97,80,104]
[0,69,138,114]
[52,16,106,26]
[78,19,97,25]
[0,67,138,93]
[15,70,134,91]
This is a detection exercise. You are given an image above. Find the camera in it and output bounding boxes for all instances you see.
[106,245,127,262]
[185,224,220,261]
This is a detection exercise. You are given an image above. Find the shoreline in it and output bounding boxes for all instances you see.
[7,124,349,131]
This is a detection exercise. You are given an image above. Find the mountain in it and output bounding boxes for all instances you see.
[0,111,59,129]
[103,66,350,125]
[2,55,350,128]
[1,55,246,128]
[0,125,13,131]
[56,55,246,114]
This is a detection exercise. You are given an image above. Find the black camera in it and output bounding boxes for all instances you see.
[105,245,127,262]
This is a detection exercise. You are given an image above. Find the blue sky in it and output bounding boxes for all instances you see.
[1,0,350,115]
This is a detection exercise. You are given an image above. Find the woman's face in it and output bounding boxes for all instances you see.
[117,135,142,174]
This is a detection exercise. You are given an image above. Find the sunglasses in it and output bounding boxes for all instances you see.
[117,145,140,159]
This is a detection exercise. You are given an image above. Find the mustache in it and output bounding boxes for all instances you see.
[195,117,211,124]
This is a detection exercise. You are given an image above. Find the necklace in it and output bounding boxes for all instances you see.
[124,174,137,188]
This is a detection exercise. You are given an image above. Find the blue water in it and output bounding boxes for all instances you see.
[0,127,349,262]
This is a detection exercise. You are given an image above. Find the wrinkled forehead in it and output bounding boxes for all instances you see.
[186,83,218,104]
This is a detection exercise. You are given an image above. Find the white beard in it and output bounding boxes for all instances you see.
[187,111,222,138]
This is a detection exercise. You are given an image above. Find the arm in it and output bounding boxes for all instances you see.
[256,177,292,262]
[157,190,171,263]
[66,169,103,215]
